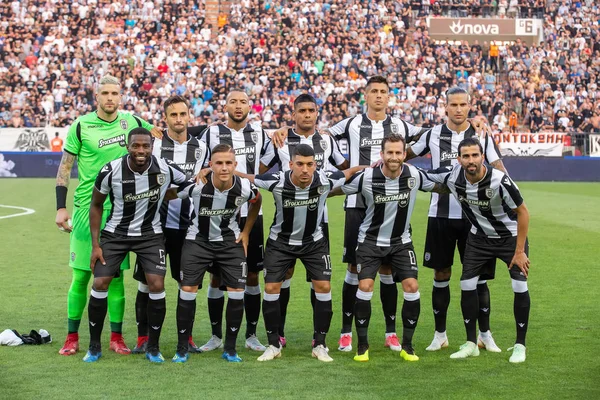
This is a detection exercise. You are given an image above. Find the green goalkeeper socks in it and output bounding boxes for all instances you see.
[66,269,126,334]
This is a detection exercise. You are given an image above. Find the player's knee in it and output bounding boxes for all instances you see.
[358,279,374,292]
[312,280,330,293]
[511,279,528,293]
[348,264,358,273]
[401,278,419,293]
[460,276,479,291]
[92,277,111,292]
[434,267,452,281]
[181,285,198,293]
[147,280,164,293]
[264,282,281,295]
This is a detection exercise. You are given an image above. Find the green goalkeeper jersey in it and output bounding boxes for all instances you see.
[63,111,153,209]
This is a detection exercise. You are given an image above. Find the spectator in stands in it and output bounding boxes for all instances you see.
[0,0,598,142]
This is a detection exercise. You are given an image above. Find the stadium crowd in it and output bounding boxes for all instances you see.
[1,0,600,134]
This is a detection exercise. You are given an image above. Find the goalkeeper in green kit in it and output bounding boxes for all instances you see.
[55,75,155,356]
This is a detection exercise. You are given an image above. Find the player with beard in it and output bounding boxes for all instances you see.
[407,87,506,353]
[425,137,531,363]
[334,135,447,362]
[260,94,348,348]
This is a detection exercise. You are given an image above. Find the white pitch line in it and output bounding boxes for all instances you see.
[0,205,36,220]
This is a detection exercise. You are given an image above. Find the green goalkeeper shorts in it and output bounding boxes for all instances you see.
[69,205,130,271]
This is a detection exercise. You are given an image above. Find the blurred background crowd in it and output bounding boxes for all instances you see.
[1,0,599,136]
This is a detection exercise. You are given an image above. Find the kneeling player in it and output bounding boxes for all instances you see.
[425,137,531,363]
[85,128,191,363]
[173,144,262,363]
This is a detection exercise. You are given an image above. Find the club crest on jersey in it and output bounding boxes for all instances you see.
[235,196,245,207]
[320,139,328,151]
[391,124,399,134]
[157,173,166,185]
[485,188,494,198]
[407,177,417,189]
[195,148,203,160]
[250,132,258,144]
[120,120,128,130]
[317,185,327,194]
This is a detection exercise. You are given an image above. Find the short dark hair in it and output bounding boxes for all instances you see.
[446,86,470,103]
[293,94,317,110]
[381,134,406,152]
[212,143,235,156]
[163,95,189,114]
[226,88,247,101]
[128,127,152,143]
[458,137,484,156]
[292,144,315,158]
[366,75,389,90]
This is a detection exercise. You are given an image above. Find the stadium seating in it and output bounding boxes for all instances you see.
[0,0,599,137]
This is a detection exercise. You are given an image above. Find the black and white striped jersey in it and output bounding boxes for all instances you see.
[200,123,269,217]
[410,124,501,219]
[179,173,259,242]
[328,113,422,208]
[254,170,346,246]
[153,133,209,230]
[262,129,346,172]
[342,165,435,246]
[425,165,523,239]
[95,155,190,237]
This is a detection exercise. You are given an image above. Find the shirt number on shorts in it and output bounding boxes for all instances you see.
[159,249,166,265]
[241,262,248,278]
[408,250,416,266]
[322,255,332,270]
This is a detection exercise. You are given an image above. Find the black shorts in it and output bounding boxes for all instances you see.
[461,233,529,281]
[356,241,418,282]
[423,217,496,272]
[343,208,366,265]
[239,215,264,272]
[134,228,186,283]
[95,232,166,278]
[180,238,247,289]
[263,238,332,283]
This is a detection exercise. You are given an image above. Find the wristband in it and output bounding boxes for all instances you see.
[56,186,68,210]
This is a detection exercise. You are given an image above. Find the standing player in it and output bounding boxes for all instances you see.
[261,94,348,346]
[173,144,262,363]
[239,144,364,362]
[407,87,507,352]
[85,128,191,363]
[425,138,531,363]
[338,135,445,362]
[274,76,427,352]
[55,75,154,356]
[198,89,270,353]
[131,95,209,354]
[327,76,426,352]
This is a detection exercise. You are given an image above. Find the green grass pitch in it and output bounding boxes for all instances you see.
[0,179,598,399]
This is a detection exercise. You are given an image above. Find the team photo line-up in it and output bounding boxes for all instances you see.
[54,74,531,364]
